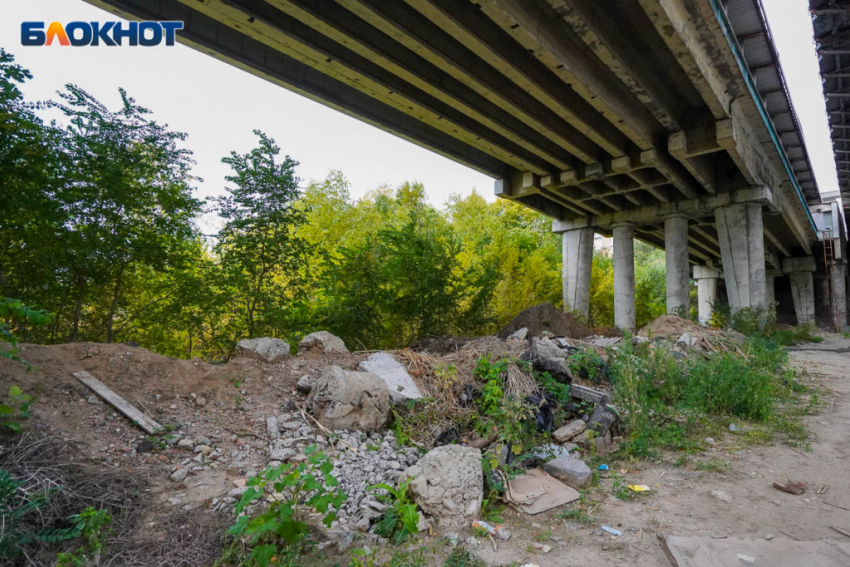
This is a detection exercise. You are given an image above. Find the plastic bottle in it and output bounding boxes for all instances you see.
[471,519,511,540]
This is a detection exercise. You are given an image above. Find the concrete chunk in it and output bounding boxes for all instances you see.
[358,352,422,404]
[542,455,592,489]
[553,420,586,443]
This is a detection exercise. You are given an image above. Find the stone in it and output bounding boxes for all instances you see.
[520,350,573,384]
[266,416,280,439]
[177,438,195,451]
[711,489,733,503]
[170,467,190,482]
[195,396,207,407]
[235,337,290,363]
[296,375,315,393]
[531,336,568,359]
[542,455,592,489]
[299,331,349,355]
[508,327,528,341]
[269,448,295,461]
[400,445,483,523]
[198,445,212,456]
[310,366,390,432]
[553,420,586,443]
[358,352,422,404]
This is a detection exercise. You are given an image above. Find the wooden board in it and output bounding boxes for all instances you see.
[73,371,161,434]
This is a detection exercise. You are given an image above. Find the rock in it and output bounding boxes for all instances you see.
[711,489,733,503]
[358,352,422,404]
[507,327,528,341]
[195,396,207,407]
[677,332,698,347]
[266,416,280,439]
[562,443,580,453]
[542,455,592,489]
[400,445,483,523]
[299,331,349,355]
[170,467,190,482]
[530,443,571,462]
[87,396,99,404]
[136,440,154,453]
[553,420,586,443]
[235,337,290,363]
[588,404,617,434]
[269,448,295,461]
[531,336,568,359]
[520,350,573,384]
[198,445,212,456]
[310,366,390,432]
[296,375,315,393]
[177,438,195,451]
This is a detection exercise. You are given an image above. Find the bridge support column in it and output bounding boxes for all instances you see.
[782,257,816,324]
[714,202,766,310]
[664,214,690,315]
[765,269,781,308]
[832,261,847,330]
[613,223,635,331]
[693,265,720,325]
[556,226,594,319]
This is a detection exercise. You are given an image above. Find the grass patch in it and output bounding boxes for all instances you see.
[556,508,594,525]
[609,336,811,459]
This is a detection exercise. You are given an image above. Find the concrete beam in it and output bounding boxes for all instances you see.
[88,0,515,181]
[483,0,660,150]
[185,0,554,174]
[552,186,774,231]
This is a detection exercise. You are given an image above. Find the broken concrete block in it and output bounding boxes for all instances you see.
[553,420,586,443]
[542,455,592,489]
[358,352,422,404]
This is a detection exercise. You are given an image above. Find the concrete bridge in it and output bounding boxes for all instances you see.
[87,0,843,329]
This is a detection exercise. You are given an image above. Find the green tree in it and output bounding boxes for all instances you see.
[214,130,307,340]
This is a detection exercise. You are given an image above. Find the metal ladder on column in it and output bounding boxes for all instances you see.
[823,228,835,327]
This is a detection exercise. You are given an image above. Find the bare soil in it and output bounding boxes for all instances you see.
[497,302,592,339]
[460,336,850,566]
[2,335,848,566]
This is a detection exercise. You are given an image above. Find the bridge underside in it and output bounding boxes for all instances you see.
[86,0,830,327]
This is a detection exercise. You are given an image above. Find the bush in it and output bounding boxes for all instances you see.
[684,339,788,421]
[228,446,346,566]
[370,478,419,544]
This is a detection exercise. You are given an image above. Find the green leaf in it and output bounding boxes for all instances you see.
[8,386,22,397]
[399,504,419,533]
[324,473,339,487]
[251,544,277,567]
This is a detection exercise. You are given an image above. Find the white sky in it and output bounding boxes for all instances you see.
[0,0,838,216]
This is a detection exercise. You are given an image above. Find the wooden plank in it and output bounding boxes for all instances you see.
[73,371,161,434]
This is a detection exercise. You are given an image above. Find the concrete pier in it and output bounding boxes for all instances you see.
[833,262,848,330]
[664,214,690,315]
[560,227,595,319]
[765,269,781,308]
[783,256,816,324]
[714,203,766,310]
[613,223,636,331]
[693,265,720,325]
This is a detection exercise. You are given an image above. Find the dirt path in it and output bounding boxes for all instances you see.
[465,337,850,566]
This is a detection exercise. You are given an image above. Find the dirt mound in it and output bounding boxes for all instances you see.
[638,315,704,339]
[590,325,622,338]
[497,302,591,339]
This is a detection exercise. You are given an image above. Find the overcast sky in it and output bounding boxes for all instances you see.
[0,0,838,214]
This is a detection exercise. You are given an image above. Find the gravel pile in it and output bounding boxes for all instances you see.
[261,412,421,532]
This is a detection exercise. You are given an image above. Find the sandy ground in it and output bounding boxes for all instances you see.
[460,337,850,566]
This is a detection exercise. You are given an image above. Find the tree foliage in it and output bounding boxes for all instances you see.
[0,48,683,358]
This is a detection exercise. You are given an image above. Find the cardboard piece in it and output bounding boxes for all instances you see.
[506,468,579,515]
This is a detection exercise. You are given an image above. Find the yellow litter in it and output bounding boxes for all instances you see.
[628,484,652,492]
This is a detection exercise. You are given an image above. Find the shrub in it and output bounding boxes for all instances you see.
[370,478,419,544]
[228,446,346,566]
[0,386,35,434]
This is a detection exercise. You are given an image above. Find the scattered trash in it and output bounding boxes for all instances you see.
[601,525,622,537]
[729,423,740,432]
[599,464,609,471]
[773,480,806,495]
[531,543,552,553]
[628,484,651,492]
[737,553,756,565]
[471,520,511,540]
[519,564,541,567]
[506,468,579,515]
[817,485,830,494]
[525,389,559,432]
